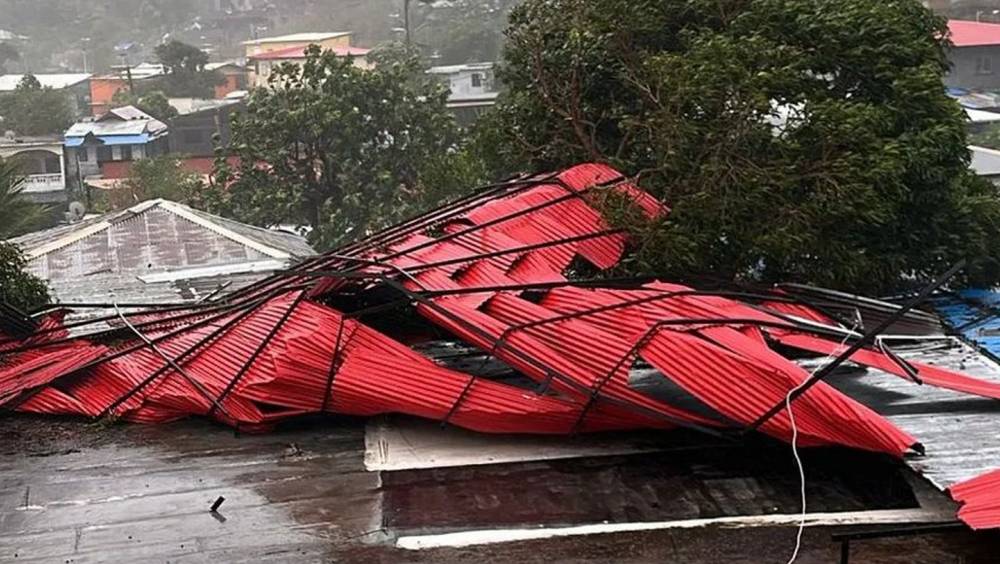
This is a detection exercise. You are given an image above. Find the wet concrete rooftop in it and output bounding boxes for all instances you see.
[2,414,1000,563]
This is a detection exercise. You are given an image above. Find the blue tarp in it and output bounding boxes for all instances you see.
[932,289,1000,357]
[65,134,151,147]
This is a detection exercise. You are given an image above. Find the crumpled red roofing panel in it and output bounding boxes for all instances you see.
[950,470,1000,529]
[2,163,998,476]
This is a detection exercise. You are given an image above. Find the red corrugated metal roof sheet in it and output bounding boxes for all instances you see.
[949,20,1000,48]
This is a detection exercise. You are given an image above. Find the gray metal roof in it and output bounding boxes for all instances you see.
[9,199,315,326]
[820,337,1000,490]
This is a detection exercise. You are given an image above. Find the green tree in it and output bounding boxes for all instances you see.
[0,157,50,311]
[152,40,221,98]
[0,242,48,312]
[0,75,74,136]
[155,39,208,74]
[208,44,463,249]
[483,0,1000,294]
[111,89,179,121]
[106,154,203,210]
[0,157,52,238]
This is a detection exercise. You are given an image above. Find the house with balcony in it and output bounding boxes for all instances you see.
[0,134,68,204]
[63,106,169,188]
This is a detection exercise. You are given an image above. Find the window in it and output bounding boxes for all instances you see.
[471,73,483,88]
[977,55,994,75]
[97,146,113,163]
[120,145,133,161]
[78,148,89,162]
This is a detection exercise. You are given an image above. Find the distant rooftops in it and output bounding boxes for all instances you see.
[242,31,352,46]
[0,74,92,91]
[64,105,168,146]
[248,44,371,60]
[949,20,1000,48]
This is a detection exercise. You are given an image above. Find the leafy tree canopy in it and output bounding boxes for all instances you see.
[151,40,222,98]
[482,0,1000,294]
[103,154,203,212]
[206,44,464,250]
[0,156,53,238]
[0,157,50,311]
[0,241,48,312]
[155,39,208,74]
[0,74,73,136]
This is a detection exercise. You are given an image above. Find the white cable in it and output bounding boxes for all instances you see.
[784,324,857,564]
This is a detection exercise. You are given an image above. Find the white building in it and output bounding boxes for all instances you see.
[0,134,68,203]
[427,62,499,125]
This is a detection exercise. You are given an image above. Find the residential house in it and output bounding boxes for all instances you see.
[205,61,249,98]
[10,198,315,317]
[243,32,370,87]
[89,63,167,116]
[0,74,92,117]
[428,62,499,126]
[0,134,67,203]
[64,106,169,186]
[946,20,1000,91]
[167,98,244,170]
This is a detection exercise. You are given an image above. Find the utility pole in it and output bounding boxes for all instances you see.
[404,0,412,45]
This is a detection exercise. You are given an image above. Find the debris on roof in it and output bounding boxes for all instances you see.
[2,163,1000,532]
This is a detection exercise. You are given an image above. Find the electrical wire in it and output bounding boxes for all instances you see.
[784,323,858,564]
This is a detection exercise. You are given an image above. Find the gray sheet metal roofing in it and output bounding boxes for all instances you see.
[9,199,315,318]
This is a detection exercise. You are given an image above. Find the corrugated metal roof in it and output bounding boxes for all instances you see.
[9,199,315,314]
[242,32,352,45]
[0,73,91,91]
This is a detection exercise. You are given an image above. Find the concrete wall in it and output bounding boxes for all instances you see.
[947,45,1000,91]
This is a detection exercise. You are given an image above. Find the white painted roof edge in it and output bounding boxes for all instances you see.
[24,200,161,259]
[136,259,289,284]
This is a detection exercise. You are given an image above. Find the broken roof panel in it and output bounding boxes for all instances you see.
[4,163,1000,531]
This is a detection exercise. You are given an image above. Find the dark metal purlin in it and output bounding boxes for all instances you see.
[377,277,731,439]
[875,339,923,385]
[368,184,611,266]
[0,300,212,349]
[320,316,351,413]
[29,301,214,314]
[98,289,290,418]
[0,290,278,356]
[744,260,965,434]
[210,290,310,414]
[401,229,626,274]
[220,173,563,303]
[114,305,236,421]
[3,288,298,413]
[297,228,627,285]
[832,522,965,564]
[292,174,621,296]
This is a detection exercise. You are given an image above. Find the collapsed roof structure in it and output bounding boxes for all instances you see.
[1,163,999,532]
